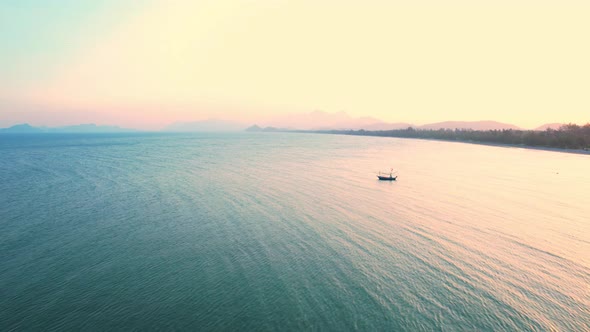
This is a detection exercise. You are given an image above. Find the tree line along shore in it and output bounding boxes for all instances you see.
[320,124,590,151]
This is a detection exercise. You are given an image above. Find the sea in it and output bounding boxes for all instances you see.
[1,132,589,331]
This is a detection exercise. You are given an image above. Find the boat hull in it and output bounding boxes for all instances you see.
[377,175,397,181]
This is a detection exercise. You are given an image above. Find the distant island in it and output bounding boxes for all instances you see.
[245,125,288,132]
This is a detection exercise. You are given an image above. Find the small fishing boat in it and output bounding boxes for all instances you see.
[377,169,397,181]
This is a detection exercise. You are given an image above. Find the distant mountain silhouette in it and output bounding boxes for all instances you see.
[245,125,263,132]
[245,125,288,132]
[0,123,134,133]
[362,122,414,131]
[165,119,247,132]
[0,123,44,133]
[259,111,410,130]
[418,121,520,130]
[534,123,563,131]
[251,112,525,131]
[1,118,566,134]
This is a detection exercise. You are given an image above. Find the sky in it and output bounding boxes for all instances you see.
[1,0,589,129]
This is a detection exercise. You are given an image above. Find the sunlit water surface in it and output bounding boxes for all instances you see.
[1,133,589,331]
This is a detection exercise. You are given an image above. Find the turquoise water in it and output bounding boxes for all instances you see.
[1,133,589,331]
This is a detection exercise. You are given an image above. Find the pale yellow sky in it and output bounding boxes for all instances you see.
[4,0,590,129]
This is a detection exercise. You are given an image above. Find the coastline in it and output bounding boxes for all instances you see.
[304,131,590,156]
[441,139,590,156]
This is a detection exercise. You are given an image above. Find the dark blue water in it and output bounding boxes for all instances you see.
[1,133,589,331]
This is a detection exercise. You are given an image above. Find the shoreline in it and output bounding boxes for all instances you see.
[310,131,590,156]
[441,139,590,155]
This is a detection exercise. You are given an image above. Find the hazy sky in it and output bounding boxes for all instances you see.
[1,0,589,129]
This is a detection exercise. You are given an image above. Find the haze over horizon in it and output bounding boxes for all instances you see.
[0,111,573,132]
[2,0,589,129]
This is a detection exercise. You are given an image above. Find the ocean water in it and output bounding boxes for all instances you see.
[0,132,589,331]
